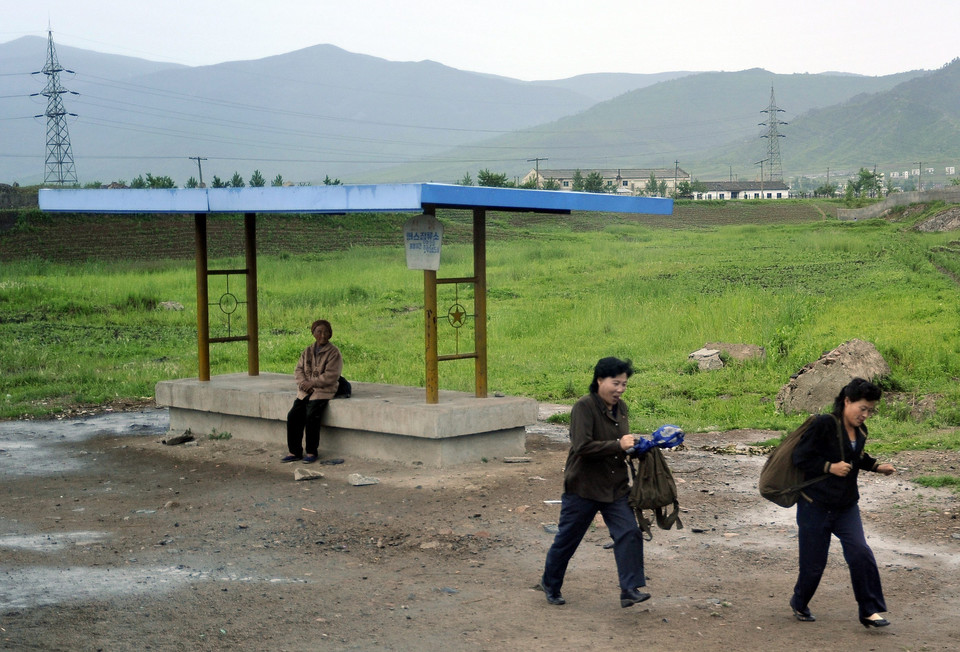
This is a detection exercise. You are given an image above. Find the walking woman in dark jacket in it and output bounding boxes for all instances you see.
[540,357,649,609]
[790,378,896,628]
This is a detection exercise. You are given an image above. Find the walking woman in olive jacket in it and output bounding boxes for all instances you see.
[790,378,896,628]
[540,357,649,609]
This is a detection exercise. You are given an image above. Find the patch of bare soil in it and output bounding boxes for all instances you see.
[1,415,958,651]
[915,206,960,232]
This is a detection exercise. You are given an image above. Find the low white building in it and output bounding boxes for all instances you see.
[522,167,690,195]
[695,180,790,200]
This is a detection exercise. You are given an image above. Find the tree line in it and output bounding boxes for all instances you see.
[459,169,709,198]
[79,171,342,190]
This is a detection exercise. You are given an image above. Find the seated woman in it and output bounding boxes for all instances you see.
[282,319,343,464]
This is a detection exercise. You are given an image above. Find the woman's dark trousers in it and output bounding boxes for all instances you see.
[542,492,645,595]
[792,499,887,618]
[286,398,329,456]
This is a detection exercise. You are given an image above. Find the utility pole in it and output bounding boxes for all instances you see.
[755,159,768,197]
[674,160,679,198]
[915,161,922,192]
[527,157,548,189]
[189,156,207,187]
[32,27,78,185]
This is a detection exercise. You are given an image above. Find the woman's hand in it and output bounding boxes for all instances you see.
[619,434,636,451]
[830,461,853,477]
[876,463,895,476]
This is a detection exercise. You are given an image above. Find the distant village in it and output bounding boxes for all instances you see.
[521,164,960,201]
[522,167,790,200]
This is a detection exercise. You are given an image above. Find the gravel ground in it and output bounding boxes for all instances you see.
[1,407,959,651]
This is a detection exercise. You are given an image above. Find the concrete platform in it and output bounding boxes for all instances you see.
[155,373,537,467]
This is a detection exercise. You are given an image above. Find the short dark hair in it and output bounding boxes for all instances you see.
[589,357,634,394]
[311,319,332,337]
[831,377,882,418]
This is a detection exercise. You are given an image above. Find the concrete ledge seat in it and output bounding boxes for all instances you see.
[155,372,537,467]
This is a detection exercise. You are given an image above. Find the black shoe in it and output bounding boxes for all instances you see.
[620,588,651,608]
[792,606,816,622]
[539,579,565,605]
[281,454,303,463]
[859,615,890,628]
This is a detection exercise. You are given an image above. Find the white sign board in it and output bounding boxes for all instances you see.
[403,214,443,270]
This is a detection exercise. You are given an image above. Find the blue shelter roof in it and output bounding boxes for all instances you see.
[39,183,673,215]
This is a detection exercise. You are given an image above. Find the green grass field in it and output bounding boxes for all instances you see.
[1,201,959,453]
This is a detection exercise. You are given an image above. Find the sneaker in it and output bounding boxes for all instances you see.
[281,454,303,463]
[302,454,318,464]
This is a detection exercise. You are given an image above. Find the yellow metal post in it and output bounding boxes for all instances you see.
[244,213,259,376]
[194,213,210,381]
[473,209,488,398]
[424,267,439,404]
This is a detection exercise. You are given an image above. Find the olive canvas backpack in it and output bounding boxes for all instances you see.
[628,446,683,539]
[759,414,843,507]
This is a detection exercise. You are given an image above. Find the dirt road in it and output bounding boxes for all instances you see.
[1,408,958,651]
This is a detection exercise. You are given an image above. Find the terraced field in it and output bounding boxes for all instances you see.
[0,200,838,262]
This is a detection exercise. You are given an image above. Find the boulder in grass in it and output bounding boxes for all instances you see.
[689,347,723,370]
[775,339,890,415]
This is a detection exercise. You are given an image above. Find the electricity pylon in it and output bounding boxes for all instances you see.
[759,86,786,182]
[33,28,78,185]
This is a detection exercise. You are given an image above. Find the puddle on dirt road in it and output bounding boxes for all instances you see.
[0,408,169,477]
[0,531,111,550]
[0,526,309,611]
[0,564,308,611]
[0,408,311,611]
[0,565,199,610]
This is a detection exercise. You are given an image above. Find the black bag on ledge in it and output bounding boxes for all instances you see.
[335,376,352,398]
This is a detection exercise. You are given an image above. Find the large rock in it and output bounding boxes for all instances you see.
[775,339,890,415]
[689,347,723,370]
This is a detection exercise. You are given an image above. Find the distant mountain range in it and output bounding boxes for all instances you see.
[1,35,956,187]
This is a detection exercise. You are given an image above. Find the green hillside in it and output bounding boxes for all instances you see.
[700,59,960,180]
[368,68,926,184]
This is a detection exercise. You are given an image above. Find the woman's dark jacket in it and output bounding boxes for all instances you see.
[792,414,880,509]
[563,392,631,503]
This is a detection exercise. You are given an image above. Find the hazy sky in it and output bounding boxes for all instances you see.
[3,0,959,80]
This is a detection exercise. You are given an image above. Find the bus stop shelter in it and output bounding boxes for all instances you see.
[39,184,672,465]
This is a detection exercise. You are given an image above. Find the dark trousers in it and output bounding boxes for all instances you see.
[792,499,887,618]
[542,492,645,594]
[286,398,329,456]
